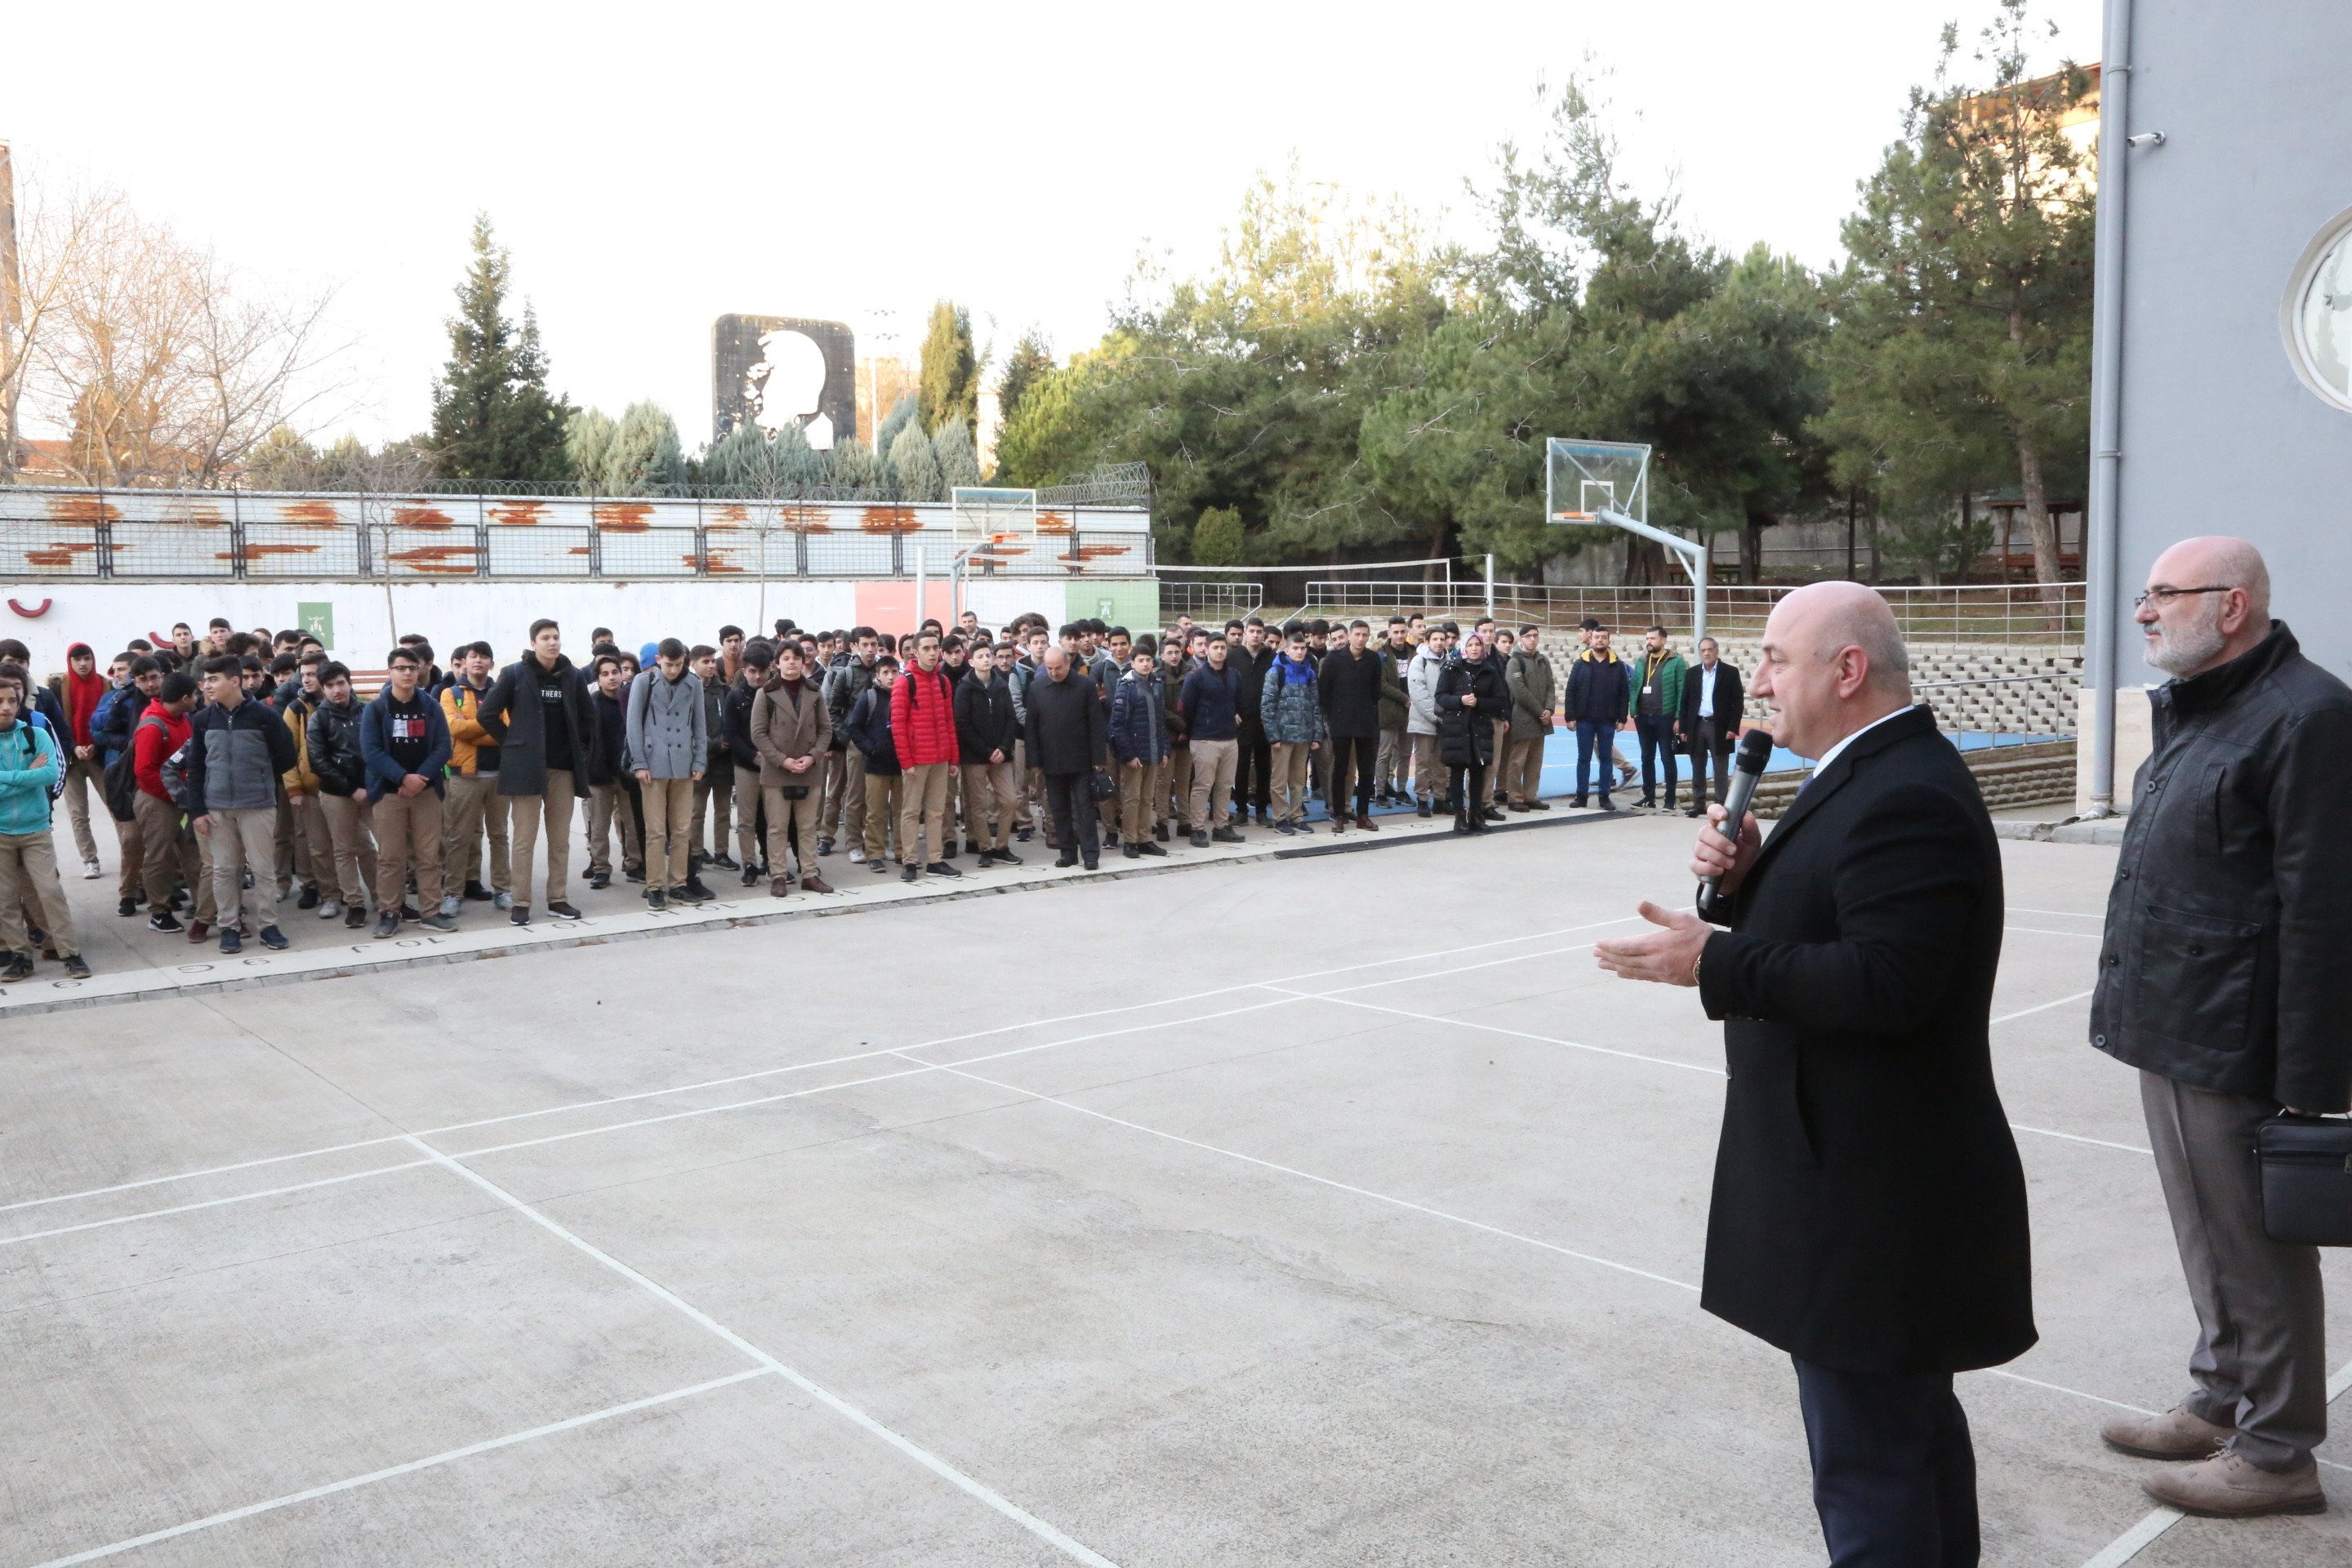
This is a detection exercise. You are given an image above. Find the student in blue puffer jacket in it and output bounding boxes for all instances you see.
[1107,644,1169,860]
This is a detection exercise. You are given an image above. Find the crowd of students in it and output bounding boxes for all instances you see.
[0,608,1748,982]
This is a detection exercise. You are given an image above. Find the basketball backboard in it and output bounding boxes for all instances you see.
[950,486,1037,541]
[1546,439,1650,526]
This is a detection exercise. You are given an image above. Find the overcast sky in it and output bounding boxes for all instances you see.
[10,0,2101,449]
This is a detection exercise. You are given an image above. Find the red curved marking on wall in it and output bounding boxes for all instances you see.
[7,598,52,618]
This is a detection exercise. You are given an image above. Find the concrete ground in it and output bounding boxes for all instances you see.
[2,813,2347,1567]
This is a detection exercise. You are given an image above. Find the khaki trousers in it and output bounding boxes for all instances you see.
[761,782,820,878]
[1490,718,1512,800]
[1270,742,1314,824]
[442,773,510,894]
[695,765,732,857]
[862,773,902,860]
[274,787,302,895]
[114,810,145,900]
[316,792,380,908]
[372,790,444,912]
[1117,759,1162,841]
[1160,744,1193,828]
[815,748,845,840]
[586,781,640,877]
[1187,737,1239,831]
[898,762,953,866]
[506,773,577,908]
[0,831,77,957]
[960,759,1018,852]
[1375,723,1408,796]
[639,775,696,889]
[204,805,277,932]
[293,796,331,893]
[837,746,871,849]
[1504,734,1547,805]
[733,764,766,866]
[59,754,104,866]
[1412,733,1446,803]
[133,791,194,911]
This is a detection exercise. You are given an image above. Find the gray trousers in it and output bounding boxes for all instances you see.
[2141,1070,2328,1469]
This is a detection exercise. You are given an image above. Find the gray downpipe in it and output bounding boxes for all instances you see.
[2085,0,2136,813]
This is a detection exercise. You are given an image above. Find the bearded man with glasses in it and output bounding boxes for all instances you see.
[2089,536,2352,1519]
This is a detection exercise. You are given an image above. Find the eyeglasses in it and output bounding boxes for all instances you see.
[2134,586,2234,609]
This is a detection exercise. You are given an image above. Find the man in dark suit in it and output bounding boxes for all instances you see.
[1677,635,1744,819]
[1598,581,2035,1566]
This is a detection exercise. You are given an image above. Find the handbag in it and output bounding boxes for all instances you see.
[2256,1113,2352,1246]
[1088,770,1116,803]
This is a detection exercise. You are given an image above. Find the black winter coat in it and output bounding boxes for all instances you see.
[1434,659,1503,767]
[479,654,595,799]
[2091,623,2352,1110]
[1317,646,1387,739]
[723,677,763,773]
[1563,649,1632,725]
[1230,644,1276,724]
[305,699,368,797]
[1695,704,2034,1375]
[954,672,1021,763]
[1023,670,1106,775]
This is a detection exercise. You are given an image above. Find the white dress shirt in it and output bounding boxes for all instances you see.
[1806,703,1918,778]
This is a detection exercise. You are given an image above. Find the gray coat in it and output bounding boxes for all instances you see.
[625,668,708,780]
[2091,623,2352,1111]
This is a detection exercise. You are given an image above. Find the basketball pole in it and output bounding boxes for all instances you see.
[1597,508,1708,649]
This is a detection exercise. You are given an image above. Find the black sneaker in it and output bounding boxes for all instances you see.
[741,864,760,886]
[374,912,399,940]
[1154,822,1169,843]
[547,902,584,920]
[1211,826,1245,844]
[1415,800,1433,818]
[1015,826,1033,842]
[510,906,532,926]
[61,954,91,979]
[588,871,611,890]
[1598,798,1619,813]
[117,896,138,917]
[646,888,668,911]
[710,852,741,870]
[1137,840,1167,857]
[1122,843,1141,859]
[1082,856,1099,871]
[869,859,891,874]
[0,953,32,982]
[345,906,368,929]
[1190,830,1209,848]
[1055,850,1078,868]
[296,884,320,911]
[397,905,422,924]
[901,862,920,883]
[417,913,456,933]
[993,849,1022,866]
[1274,820,1297,836]
[623,866,646,884]
[148,911,185,933]
[220,928,243,954]
[925,861,961,878]
[463,880,496,902]
[679,880,714,902]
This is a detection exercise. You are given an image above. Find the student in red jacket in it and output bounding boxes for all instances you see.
[889,630,961,882]
[131,671,203,933]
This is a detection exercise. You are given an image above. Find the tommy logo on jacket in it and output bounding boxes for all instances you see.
[390,713,431,741]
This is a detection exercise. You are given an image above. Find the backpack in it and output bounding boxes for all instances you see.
[101,715,166,823]
[160,737,198,815]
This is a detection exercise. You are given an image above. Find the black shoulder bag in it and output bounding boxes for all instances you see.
[2257,1113,2352,1246]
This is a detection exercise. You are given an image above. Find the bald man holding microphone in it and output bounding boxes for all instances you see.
[1598,582,2034,1566]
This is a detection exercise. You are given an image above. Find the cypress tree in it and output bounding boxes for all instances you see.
[428,215,575,485]
[917,301,978,436]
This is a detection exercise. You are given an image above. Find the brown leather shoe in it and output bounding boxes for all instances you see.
[1355,814,1378,831]
[2101,1405,2234,1460]
[770,876,791,898]
[2140,1449,2325,1517]
[800,875,834,894]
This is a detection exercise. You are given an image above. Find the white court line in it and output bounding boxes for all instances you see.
[2007,925,2104,939]
[1991,988,2096,1025]
[3,942,1626,1249]
[27,1368,773,1567]
[1275,987,1731,1077]
[911,1054,1704,1297]
[2,917,1646,1222]
[2075,1356,2352,1567]
[406,1137,1120,1568]
[0,1160,439,1250]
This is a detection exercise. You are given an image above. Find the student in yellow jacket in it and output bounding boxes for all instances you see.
[439,641,511,914]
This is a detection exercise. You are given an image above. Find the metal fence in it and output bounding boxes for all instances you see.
[1300,581,2087,650]
[0,487,1155,581]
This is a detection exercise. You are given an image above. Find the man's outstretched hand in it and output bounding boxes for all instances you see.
[1596,901,1711,987]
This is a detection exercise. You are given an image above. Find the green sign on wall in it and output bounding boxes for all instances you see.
[296,602,334,649]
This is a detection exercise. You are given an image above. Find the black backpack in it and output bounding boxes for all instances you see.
[101,715,166,823]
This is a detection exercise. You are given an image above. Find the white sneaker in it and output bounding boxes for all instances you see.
[492,892,514,911]
[438,893,461,918]
[82,858,103,879]
[318,898,343,920]
[848,847,866,863]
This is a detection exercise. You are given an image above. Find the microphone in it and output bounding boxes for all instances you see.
[1699,728,1777,906]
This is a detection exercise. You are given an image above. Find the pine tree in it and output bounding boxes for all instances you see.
[995,330,1055,426]
[889,421,943,501]
[605,401,684,494]
[565,408,617,492]
[874,394,920,466]
[1191,506,1247,565]
[428,215,576,485]
[827,435,881,493]
[931,418,981,491]
[918,301,978,436]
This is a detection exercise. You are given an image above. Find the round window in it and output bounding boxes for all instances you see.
[2283,210,2352,412]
